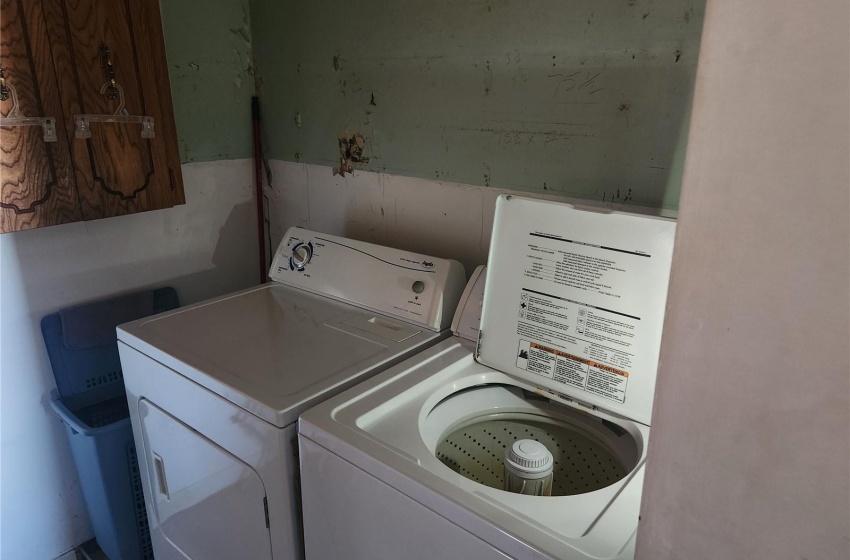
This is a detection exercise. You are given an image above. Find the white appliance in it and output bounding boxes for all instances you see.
[117,227,466,560]
[299,196,676,560]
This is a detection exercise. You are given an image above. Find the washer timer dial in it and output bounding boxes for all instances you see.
[289,242,313,270]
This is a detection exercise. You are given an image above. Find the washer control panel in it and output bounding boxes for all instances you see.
[451,265,487,342]
[269,227,466,331]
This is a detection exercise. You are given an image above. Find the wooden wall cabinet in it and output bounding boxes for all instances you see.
[0,0,185,233]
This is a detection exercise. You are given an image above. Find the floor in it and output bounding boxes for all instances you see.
[75,539,109,560]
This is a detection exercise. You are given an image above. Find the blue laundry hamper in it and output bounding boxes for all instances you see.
[43,288,179,560]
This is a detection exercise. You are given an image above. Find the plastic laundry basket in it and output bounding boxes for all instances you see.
[43,288,179,560]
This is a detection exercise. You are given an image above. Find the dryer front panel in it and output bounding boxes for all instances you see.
[138,399,273,560]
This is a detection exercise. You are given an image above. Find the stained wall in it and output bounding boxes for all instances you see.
[252,0,704,209]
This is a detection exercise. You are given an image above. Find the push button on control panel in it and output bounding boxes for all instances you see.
[412,280,425,294]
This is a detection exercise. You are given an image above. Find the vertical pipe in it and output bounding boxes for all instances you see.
[251,97,267,283]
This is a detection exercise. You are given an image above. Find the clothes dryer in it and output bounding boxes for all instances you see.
[117,228,466,560]
[299,196,675,560]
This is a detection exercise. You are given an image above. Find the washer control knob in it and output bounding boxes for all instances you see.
[412,280,425,294]
[291,243,313,268]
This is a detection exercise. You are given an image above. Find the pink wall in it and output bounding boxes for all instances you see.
[636,0,849,558]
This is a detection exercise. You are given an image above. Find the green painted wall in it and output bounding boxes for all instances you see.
[250,0,703,209]
[161,0,255,163]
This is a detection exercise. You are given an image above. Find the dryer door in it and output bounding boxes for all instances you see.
[138,399,273,560]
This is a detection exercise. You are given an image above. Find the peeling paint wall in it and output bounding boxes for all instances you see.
[250,0,704,209]
[161,0,256,163]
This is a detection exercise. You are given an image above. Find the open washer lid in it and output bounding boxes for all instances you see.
[477,196,675,425]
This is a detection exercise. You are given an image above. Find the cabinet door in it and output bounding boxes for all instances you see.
[0,0,80,232]
[43,0,184,220]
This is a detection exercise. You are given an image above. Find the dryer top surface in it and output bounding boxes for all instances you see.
[118,283,441,427]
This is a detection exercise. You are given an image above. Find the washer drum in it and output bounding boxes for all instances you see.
[426,384,639,497]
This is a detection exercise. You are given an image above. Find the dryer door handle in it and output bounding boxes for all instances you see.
[153,453,170,499]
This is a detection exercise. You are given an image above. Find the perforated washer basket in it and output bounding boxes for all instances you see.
[435,413,629,496]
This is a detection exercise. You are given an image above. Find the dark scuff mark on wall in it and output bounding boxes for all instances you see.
[602,188,635,203]
[619,102,631,126]
[370,92,377,106]
[675,49,682,62]
[229,26,251,44]
[333,54,342,71]
[263,155,274,187]
[334,132,369,176]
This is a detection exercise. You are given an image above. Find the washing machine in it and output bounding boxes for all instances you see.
[116,227,466,560]
[298,195,676,560]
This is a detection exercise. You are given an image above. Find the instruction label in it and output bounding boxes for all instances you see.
[478,197,674,421]
[516,340,629,403]
[511,234,652,404]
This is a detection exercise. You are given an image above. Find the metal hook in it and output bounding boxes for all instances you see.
[99,81,127,115]
[99,44,118,100]
[0,66,9,102]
